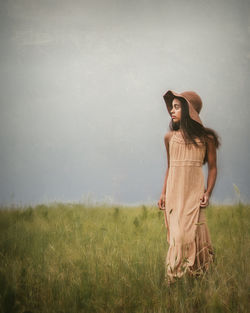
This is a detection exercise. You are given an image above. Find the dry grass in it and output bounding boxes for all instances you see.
[0,202,249,313]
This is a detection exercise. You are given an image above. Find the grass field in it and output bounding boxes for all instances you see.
[0,202,249,313]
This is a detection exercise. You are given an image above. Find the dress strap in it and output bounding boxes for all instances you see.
[172,131,185,143]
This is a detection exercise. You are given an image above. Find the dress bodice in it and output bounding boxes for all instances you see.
[169,131,206,167]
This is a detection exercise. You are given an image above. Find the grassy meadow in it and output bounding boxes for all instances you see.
[0,202,249,313]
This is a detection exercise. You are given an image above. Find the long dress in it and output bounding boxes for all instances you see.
[163,130,215,282]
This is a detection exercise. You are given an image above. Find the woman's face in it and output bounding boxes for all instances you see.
[170,98,182,122]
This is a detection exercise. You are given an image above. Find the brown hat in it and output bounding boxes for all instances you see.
[163,90,203,126]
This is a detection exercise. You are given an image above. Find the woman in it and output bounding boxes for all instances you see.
[158,90,221,284]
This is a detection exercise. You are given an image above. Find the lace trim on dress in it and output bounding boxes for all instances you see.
[172,131,205,145]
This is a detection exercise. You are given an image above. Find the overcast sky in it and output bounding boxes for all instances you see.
[0,0,249,207]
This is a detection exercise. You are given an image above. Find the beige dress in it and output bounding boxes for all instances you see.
[164,130,214,282]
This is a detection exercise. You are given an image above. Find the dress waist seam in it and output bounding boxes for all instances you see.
[170,160,203,167]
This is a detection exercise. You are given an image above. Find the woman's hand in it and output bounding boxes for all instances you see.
[200,191,210,208]
[158,194,166,210]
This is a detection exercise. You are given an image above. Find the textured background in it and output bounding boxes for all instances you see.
[0,0,249,206]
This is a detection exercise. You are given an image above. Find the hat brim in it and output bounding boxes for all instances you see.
[163,90,203,126]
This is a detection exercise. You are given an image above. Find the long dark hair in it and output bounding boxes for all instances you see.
[169,97,221,165]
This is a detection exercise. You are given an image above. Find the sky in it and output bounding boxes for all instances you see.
[0,0,249,207]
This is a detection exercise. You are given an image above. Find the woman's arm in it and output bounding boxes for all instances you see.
[200,135,217,207]
[161,168,169,197]
[158,132,172,210]
[158,131,172,210]
[161,132,171,195]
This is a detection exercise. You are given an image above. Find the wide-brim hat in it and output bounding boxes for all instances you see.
[163,90,203,126]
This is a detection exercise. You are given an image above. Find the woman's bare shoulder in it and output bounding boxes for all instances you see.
[164,131,175,144]
[204,134,215,145]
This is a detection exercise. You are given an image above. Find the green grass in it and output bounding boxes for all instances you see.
[0,202,249,313]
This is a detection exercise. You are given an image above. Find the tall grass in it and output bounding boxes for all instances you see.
[0,202,249,313]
